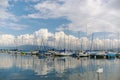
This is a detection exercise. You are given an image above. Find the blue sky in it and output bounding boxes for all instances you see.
[0,0,71,35]
[0,0,120,37]
[0,0,120,49]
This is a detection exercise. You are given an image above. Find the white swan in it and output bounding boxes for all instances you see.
[97,68,103,73]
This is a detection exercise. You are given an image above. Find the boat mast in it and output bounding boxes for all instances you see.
[64,29,66,52]
[90,33,94,52]
[118,32,120,52]
[54,32,55,50]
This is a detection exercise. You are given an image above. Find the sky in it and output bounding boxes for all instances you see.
[0,0,71,35]
[0,0,120,50]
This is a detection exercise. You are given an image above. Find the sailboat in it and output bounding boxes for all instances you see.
[53,30,73,57]
[78,32,89,57]
[105,37,116,59]
[53,49,73,56]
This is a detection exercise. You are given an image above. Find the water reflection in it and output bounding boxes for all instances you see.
[0,53,120,80]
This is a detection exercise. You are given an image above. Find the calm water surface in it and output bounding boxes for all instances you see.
[0,53,120,80]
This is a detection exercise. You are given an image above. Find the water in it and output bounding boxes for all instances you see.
[0,53,120,80]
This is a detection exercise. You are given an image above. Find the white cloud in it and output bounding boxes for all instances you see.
[26,0,64,19]
[0,21,29,30]
[0,28,120,50]
[0,0,29,31]
[106,0,120,10]
[0,0,9,8]
[34,28,52,39]
[8,23,29,30]
[0,0,119,50]
[25,0,120,33]
[13,0,40,2]
[0,0,17,21]
[0,34,15,46]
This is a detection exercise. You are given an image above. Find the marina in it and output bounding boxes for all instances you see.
[1,49,120,59]
[0,0,120,80]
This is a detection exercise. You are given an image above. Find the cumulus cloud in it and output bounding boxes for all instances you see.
[0,34,15,46]
[0,28,120,50]
[1,0,119,50]
[25,0,120,33]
